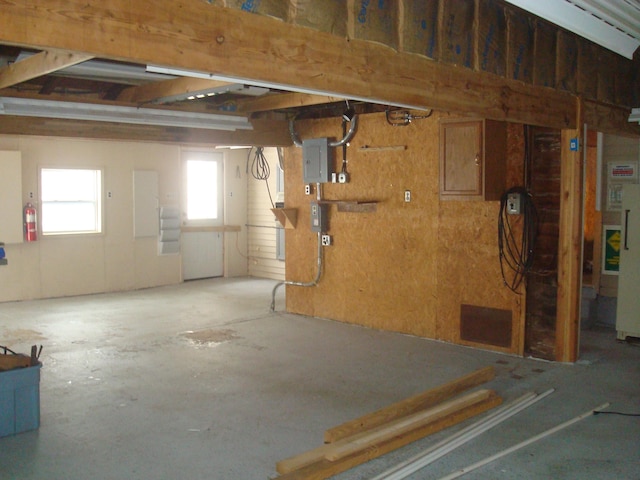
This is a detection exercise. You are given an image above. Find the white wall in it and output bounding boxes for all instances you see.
[0,135,255,302]
[247,147,285,280]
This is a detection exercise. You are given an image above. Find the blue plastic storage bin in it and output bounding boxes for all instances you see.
[0,363,41,437]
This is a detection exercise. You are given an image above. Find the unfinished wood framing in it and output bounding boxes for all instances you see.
[324,366,494,443]
[556,117,584,363]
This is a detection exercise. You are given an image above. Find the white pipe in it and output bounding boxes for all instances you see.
[436,401,611,480]
[372,389,554,480]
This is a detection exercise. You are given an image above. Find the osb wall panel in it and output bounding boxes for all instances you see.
[283,111,523,354]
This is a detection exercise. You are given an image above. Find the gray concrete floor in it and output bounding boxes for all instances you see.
[0,277,638,480]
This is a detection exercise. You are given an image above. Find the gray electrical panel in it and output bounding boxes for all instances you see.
[310,201,328,233]
[303,138,332,183]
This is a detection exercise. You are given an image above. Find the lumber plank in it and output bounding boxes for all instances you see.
[0,49,93,90]
[323,389,493,462]
[277,388,493,474]
[0,1,576,129]
[323,366,494,443]
[274,392,502,480]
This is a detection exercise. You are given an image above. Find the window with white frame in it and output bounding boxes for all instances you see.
[40,168,103,235]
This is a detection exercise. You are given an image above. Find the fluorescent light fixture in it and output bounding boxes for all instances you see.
[629,108,640,123]
[503,0,640,59]
[154,83,270,104]
[16,52,175,85]
[147,65,430,111]
[0,97,253,131]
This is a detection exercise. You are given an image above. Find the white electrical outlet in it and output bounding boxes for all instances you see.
[305,184,312,195]
[321,234,332,246]
[338,172,349,183]
[404,190,411,202]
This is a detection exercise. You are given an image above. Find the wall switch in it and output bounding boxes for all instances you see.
[404,190,411,202]
[507,192,521,214]
[321,234,332,246]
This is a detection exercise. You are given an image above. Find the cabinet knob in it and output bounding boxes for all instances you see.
[474,153,480,166]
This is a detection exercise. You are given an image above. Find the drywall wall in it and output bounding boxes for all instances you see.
[0,135,252,302]
[282,111,523,354]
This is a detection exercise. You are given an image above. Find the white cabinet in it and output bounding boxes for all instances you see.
[617,184,640,340]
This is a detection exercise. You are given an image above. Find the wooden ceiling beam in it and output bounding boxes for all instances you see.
[237,92,346,113]
[0,49,93,90]
[117,77,234,104]
[0,1,577,129]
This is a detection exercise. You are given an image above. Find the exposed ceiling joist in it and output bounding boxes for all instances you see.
[117,76,234,104]
[0,49,93,90]
[237,92,346,113]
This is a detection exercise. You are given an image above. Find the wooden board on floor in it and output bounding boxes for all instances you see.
[274,392,502,480]
[323,365,494,443]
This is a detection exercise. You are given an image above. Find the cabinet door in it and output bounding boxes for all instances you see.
[440,120,483,198]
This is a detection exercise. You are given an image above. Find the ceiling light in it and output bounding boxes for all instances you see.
[0,97,253,131]
[503,0,640,59]
[147,65,429,111]
[152,83,270,104]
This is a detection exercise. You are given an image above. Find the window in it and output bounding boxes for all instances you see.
[182,151,223,226]
[40,168,102,235]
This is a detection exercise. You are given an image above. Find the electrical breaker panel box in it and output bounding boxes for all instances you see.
[303,138,332,184]
[310,202,328,233]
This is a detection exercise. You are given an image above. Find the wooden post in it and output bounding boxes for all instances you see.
[555,99,584,362]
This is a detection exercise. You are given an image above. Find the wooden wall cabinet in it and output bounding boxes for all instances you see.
[439,118,507,201]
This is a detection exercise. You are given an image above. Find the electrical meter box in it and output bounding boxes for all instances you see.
[303,138,332,184]
[310,202,328,233]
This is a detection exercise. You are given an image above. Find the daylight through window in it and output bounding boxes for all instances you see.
[41,168,103,235]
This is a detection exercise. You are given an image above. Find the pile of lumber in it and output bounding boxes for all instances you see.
[274,366,501,480]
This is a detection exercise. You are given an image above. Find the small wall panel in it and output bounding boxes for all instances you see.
[401,0,440,59]
[597,49,617,104]
[440,0,475,68]
[460,304,512,348]
[533,20,557,88]
[351,0,398,50]
[556,31,578,93]
[577,39,599,100]
[476,0,506,76]
[225,0,288,20]
[290,0,347,36]
[506,7,534,83]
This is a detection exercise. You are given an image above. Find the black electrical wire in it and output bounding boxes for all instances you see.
[498,186,538,294]
[248,146,274,208]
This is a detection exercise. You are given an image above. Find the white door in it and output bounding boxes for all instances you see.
[616,184,640,340]
[181,150,224,280]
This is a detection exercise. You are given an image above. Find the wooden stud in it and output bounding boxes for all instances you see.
[274,392,502,480]
[323,366,494,443]
[0,49,93,90]
[323,389,494,462]
[555,100,583,363]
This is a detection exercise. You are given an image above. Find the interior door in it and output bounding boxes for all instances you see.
[616,184,640,340]
[181,150,224,280]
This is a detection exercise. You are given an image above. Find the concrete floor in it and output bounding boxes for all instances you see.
[0,277,638,480]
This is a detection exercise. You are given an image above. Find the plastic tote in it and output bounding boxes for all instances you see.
[0,363,42,437]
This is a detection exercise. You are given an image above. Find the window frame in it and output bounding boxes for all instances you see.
[39,166,104,237]
[181,150,224,228]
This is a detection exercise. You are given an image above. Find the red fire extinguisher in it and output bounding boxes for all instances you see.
[24,203,37,242]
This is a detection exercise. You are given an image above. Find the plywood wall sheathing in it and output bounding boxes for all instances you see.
[284,111,524,355]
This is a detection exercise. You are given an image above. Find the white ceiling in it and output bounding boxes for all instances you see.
[504,0,640,59]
